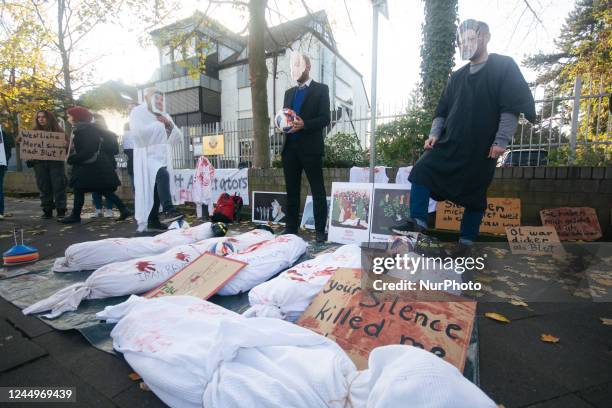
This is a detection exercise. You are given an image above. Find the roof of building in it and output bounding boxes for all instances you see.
[149,10,364,80]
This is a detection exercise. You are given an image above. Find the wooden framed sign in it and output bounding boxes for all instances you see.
[298,268,476,371]
[19,130,67,161]
[144,253,246,299]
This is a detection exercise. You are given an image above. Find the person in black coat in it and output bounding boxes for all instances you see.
[59,106,132,224]
[281,53,331,242]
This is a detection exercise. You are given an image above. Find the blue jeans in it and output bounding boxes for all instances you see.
[92,192,113,210]
[409,182,484,243]
[0,166,5,215]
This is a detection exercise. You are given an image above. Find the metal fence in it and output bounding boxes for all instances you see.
[173,74,611,169]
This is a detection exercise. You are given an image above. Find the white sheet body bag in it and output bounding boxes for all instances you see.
[24,230,274,318]
[244,244,361,321]
[97,295,496,408]
[53,222,217,272]
[215,234,308,296]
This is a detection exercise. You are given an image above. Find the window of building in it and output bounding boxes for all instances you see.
[237,64,250,88]
[160,45,173,66]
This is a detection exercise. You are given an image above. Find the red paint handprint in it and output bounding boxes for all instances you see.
[136,261,155,272]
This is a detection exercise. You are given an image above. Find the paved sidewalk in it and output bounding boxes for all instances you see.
[0,197,610,407]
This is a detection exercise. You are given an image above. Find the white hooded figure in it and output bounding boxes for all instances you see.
[129,89,182,232]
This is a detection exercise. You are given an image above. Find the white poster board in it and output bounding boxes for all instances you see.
[300,195,331,230]
[369,184,411,242]
[349,166,388,183]
[328,182,373,244]
[252,191,287,225]
[170,167,249,206]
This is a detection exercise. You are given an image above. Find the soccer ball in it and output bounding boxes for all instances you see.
[274,108,297,133]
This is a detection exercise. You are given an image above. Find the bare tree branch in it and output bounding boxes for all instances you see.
[523,0,545,28]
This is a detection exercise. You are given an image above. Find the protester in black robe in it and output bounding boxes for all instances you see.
[393,20,536,254]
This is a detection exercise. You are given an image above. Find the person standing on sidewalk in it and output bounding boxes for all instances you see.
[91,113,114,217]
[281,52,330,243]
[129,88,183,232]
[30,111,69,219]
[392,20,536,255]
[0,122,14,219]
[59,106,132,224]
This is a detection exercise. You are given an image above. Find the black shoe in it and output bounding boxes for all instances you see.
[117,209,133,221]
[147,220,168,232]
[391,218,427,236]
[315,231,327,243]
[280,228,298,235]
[160,209,184,224]
[56,209,67,218]
[41,210,53,219]
[59,214,81,224]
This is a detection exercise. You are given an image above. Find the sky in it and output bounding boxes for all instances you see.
[84,0,575,129]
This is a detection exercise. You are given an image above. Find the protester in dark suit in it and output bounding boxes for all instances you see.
[281,53,330,243]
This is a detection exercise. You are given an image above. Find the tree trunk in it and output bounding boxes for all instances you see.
[420,0,457,117]
[248,0,270,168]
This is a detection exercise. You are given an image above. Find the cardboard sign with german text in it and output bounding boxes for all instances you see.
[540,207,602,241]
[505,226,564,255]
[144,253,246,299]
[19,130,67,161]
[435,198,521,235]
[297,268,476,371]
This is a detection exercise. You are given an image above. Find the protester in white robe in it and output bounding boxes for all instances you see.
[129,88,183,232]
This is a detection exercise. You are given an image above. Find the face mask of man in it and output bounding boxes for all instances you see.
[290,52,307,82]
[457,20,481,61]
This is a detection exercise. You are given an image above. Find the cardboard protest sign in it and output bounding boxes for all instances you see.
[203,134,224,155]
[435,198,521,235]
[505,226,564,256]
[144,253,246,299]
[298,268,476,371]
[540,207,602,241]
[19,130,67,161]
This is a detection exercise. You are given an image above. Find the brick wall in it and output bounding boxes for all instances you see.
[6,166,612,227]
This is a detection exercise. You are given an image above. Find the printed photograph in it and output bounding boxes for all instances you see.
[371,188,411,236]
[330,189,371,230]
[252,191,287,225]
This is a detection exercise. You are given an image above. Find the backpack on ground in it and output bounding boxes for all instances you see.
[211,193,236,223]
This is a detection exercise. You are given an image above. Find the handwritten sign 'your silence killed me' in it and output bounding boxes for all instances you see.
[298,268,476,371]
[19,130,67,161]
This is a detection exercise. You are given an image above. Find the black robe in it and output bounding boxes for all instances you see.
[409,53,536,211]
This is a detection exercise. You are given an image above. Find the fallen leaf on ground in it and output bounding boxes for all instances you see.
[510,299,529,307]
[600,317,612,326]
[138,382,150,391]
[484,312,511,323]
[128,372,141,381]
[540,334,560,343]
